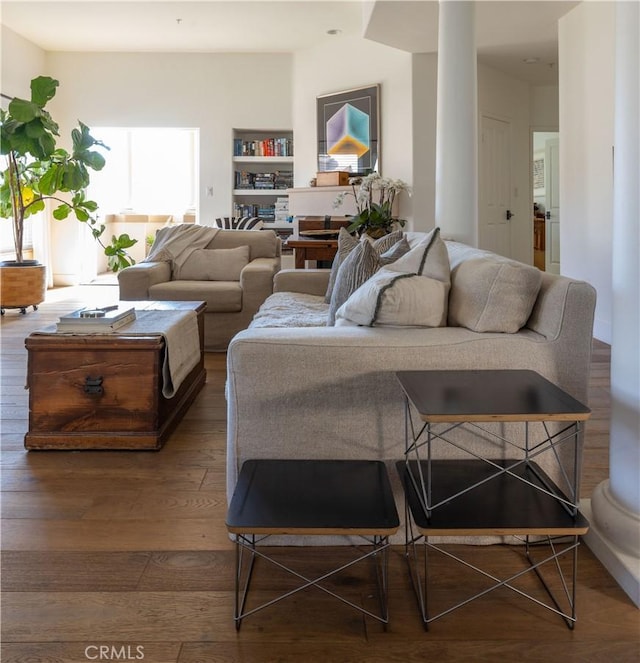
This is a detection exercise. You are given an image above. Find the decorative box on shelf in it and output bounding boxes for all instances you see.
[316,171,350,187]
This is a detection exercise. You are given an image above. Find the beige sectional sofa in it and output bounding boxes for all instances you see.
[118,227,281,351]
[225,230,597,543]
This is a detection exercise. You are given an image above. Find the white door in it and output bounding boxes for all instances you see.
[545,137,560,274]
[479,115,512,258]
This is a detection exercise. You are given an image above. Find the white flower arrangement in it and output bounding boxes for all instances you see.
[333,172,410,237]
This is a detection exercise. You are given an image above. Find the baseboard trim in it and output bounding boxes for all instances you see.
[580,497,640,607]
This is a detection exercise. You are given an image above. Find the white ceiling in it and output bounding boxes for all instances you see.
[1,0,580,85]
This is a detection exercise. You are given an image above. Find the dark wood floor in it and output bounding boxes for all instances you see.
[1,286,638,663]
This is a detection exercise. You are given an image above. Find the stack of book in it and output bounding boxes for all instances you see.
[274,170,293,190]
[56,306,136,333]
[253,173,276,190]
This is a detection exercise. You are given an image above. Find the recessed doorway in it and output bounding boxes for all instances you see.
[532,131,559,272]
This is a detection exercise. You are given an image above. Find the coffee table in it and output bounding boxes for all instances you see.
[24,300,206,450]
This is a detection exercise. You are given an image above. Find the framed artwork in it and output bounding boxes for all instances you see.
[316,84,380,175]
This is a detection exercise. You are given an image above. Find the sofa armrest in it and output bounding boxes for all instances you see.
[274,269,330,296]
[118,261,172,300]
[240,257,280,315]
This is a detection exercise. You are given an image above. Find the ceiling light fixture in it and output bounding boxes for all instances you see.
[326,29,341,36]
[522,57,540,64]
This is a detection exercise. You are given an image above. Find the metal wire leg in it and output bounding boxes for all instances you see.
[234,534,257,631]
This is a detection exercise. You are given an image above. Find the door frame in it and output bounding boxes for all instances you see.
[530,126,559,269]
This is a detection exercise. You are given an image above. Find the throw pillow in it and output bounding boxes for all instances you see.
[324,227,359,303]
[214,216,264,230]
[387,227,450,284]
[448,257,543,333]
[179,245,250,281]
[379,236,411,266]
[335,268,449,327]
[324,229,404,303]
[327,240,379,325]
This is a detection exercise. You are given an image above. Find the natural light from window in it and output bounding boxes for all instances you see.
[89,127,198,216]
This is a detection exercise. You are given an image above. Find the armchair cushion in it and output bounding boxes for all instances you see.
[149,280,242,312]
[179,246,250,281]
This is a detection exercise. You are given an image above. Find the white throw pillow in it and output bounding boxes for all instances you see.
[335,268,449,327]
[387,227,450,284]
[179,246,250,281]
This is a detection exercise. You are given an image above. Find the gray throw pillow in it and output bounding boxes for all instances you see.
[324,228,360,303]
[327,240,379,325]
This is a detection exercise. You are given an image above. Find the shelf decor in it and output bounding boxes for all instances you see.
[317,84,379,176]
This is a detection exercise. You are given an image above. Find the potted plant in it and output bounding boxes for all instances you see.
[0,75,136,313]
[333,172,410,238]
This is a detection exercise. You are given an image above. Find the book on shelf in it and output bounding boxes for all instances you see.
[56,306,136,333]
[233,136,293,158]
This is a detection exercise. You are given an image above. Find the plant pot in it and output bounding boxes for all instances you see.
[0,262,47,314]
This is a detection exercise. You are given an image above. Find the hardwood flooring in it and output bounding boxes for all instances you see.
[1,286,638,663]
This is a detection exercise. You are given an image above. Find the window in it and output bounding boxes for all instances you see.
[89,127,198,215]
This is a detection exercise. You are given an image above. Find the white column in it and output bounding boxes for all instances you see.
[435,0,478,245]
[582,0,640,607]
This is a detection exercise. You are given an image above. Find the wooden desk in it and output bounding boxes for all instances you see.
[285,235,338,269]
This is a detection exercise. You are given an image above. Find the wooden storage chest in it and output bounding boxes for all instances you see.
[24,301,206,451]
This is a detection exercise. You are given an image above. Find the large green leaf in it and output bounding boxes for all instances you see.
[7,98,38,123]
[38,165,60,196]
[30,76,59,107]
[52,203,71,220]
[81,150,106,171]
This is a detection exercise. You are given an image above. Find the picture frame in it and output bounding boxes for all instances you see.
[316,84,380,176]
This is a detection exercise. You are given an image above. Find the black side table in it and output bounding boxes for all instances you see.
[226,459,399,629]
[395,369,590,630]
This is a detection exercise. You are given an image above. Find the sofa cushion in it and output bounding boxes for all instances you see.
[179,246,250,281]
[448,258,542,333]
[335,268,449,327]
[149,281,242,312]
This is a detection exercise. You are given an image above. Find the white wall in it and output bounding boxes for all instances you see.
[559,2,615,343]
[292,37,415,225]
[0,26,46,97]
[477,63,532,264]
[530,85,559,129]
[33,51,293,284]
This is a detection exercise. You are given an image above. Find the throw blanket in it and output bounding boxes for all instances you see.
[144,224,220,278]
[128,310,201,398]
[249,292,328,328]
